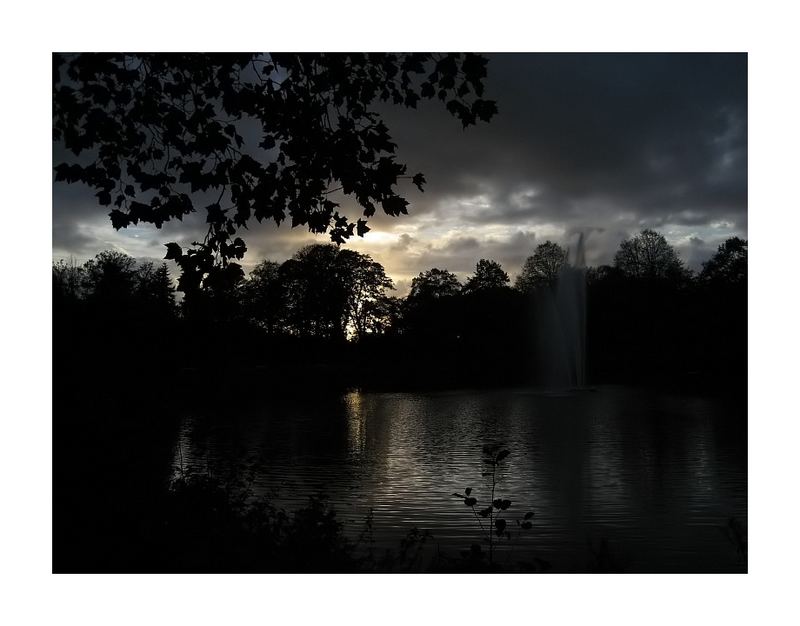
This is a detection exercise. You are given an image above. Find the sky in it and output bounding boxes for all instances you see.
[52,53,747,295]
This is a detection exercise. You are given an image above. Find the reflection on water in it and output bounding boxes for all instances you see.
[172,385,746,572]
[345,392,367,458]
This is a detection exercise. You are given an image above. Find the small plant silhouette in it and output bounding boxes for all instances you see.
[451,445,534,568]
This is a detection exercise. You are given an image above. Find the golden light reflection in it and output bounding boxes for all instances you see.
[344,391,367,457]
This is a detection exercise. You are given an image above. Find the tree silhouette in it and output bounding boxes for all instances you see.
[53,258,85,302]
[136,261,177,317]
[281,244,349,339]
[699,237,747,285]
[53,53,497,292]
[81,250,139,309]
[240,260,285,334]
[585,264,622,286]
[400,268,464,347]
[337,249,395,340]
[278,243,395,340]
[613,229,687,281]
[53,232,748,413]
[515,241,566,292]
[463,259,510,294]
[408,268,462,301]
[360,295,403,336]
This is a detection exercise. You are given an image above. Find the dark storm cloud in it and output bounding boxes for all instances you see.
[379,53,747,230]
[53,53,746,280]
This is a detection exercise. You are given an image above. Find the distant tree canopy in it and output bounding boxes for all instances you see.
[54,250,176,319]
[700,236,747,285]
[81,250,138,304]
[515,241,566,292]
[337,249,395,340]
[613,229,687,281]
[408,268,462,302]
[54,232,747,388]
[463,259,510,294]
[585,264,620,286]
[279,244,395,340]
[52,259,90,311]
[239,260,284,334]
[53,53,497,293]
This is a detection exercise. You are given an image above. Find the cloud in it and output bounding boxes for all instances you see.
[390,233,415,252]
[381,53,747,231]
[53,53,747,285]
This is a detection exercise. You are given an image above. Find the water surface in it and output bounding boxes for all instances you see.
[172,385,747,572]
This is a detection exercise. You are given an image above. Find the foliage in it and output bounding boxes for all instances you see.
[136,261,177,315]
[613,228,687,281]
[338,248,395,339]
[53,53,497,292]
[58,250,176,318]
[81,249,139,303]
[239,260,285,333]
[699,237,747,285]
[160,473,357,572]
[515,241,566,292]
[53,231,747,389]
[407,268,462,301]
[356,508,434,572]
[451,446,535,569]
[399,268,464,345]
[585,264,621,286]
[154,468,435,573]
[279,243,348,338]
[360,295,403,336]
[463,258,510,294]
[278,243,395,339]
[52,258,85,301]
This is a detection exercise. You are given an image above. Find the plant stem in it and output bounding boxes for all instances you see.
[470,505,486,534]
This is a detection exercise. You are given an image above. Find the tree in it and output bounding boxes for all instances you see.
[281,244,347,338]
[81,250,139,307]
[53,53,497,292]
[336,249,395,340]
[361,295,403,337]
[279,244,394,340]
[401,269,463,342]
[53,258,85,302]
[241,260,286,334]
[407,268,462,301]
[463,259,510,294]
[613,229,686,281]
[699,237,747,285]
[136,262,177,317]
[515,241,566,292]
[585,264,621,286]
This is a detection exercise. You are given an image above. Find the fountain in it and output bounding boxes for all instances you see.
[535,232,587,389]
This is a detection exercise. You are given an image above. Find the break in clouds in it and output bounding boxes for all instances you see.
[52,53,747,294]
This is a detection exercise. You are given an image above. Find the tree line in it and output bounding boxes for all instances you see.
[53,229,747,392]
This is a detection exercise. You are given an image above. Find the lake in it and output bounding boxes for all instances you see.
[171,385,747,572]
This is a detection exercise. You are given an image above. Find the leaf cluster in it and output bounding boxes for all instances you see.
[53,53,497,292]
[451,447,534,562]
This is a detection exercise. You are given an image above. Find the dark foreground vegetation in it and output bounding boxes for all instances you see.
[57,442,554,573]
[53,230,746,572]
